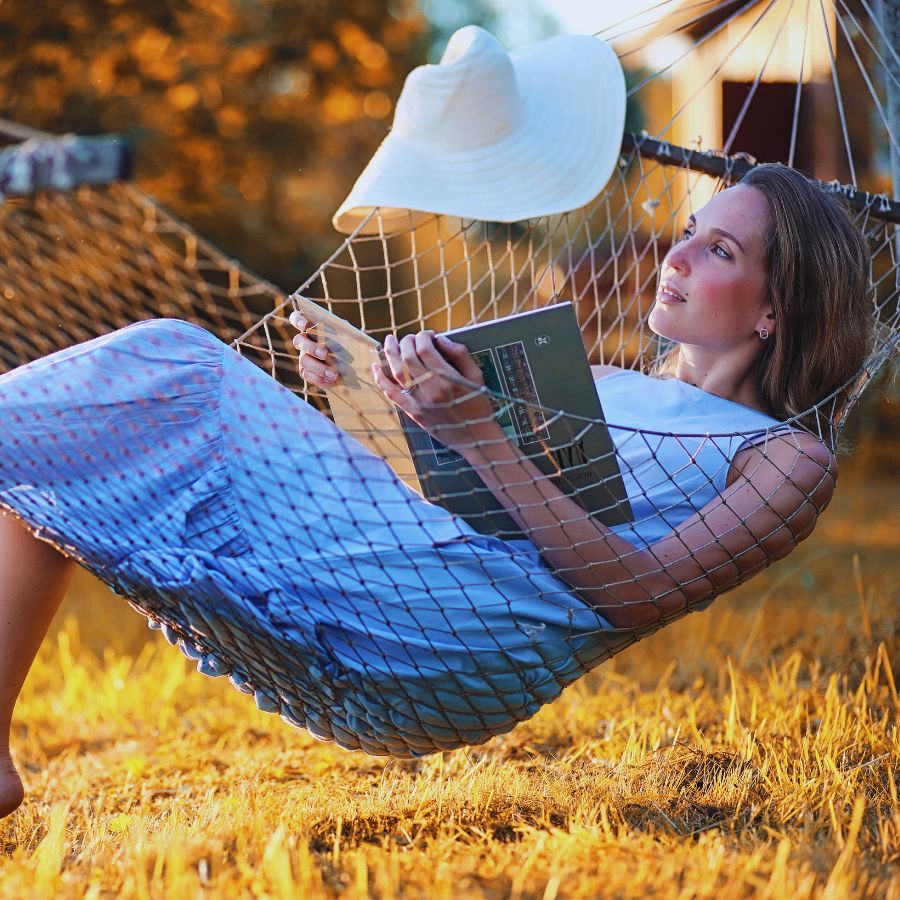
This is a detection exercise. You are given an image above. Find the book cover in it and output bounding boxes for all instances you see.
[398,303,633,539]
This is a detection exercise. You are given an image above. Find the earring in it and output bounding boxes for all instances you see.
[759,327,769,340]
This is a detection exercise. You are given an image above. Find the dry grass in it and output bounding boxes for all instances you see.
[0,474,897,899]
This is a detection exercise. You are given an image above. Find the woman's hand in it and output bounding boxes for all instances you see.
[372,331,502,454]
[289,312,342,389]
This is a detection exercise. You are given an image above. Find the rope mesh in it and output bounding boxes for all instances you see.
[0,4,898,756]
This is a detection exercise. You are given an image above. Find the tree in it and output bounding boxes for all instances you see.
[0,0,430,289]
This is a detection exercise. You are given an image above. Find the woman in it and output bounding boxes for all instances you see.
[0,165,872,817]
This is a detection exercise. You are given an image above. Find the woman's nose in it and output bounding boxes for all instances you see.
[665,239,690,274]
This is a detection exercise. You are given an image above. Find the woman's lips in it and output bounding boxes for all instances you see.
[656,282,686,304]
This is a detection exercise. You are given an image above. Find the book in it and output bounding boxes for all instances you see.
[291,297,633,540]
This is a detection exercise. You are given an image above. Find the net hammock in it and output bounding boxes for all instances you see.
[0,0,898,757]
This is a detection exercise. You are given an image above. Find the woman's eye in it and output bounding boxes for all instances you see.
[678,227,693,241]
[712,244,732,259]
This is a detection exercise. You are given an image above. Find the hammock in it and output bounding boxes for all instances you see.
[0,0,897,757]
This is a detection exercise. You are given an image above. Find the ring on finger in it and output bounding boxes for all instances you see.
[400,383,419,395]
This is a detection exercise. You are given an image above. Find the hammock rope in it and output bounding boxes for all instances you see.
[0,0,897,756]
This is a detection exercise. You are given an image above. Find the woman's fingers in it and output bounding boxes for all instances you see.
[435,335,484,383]
[292,331,330,360]
[289,313,331,360]
[294,322,453,392]
[372,359,402,402]
[288,311,308,332]
[290,318,340,387]
[373,335,498,452]
[382,330,481,396]
[299,355,338,386]
[414,330,449,367]
[399,332,430,386]
[382,333,413,388]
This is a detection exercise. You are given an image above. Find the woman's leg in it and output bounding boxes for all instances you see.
[0,514,75,819]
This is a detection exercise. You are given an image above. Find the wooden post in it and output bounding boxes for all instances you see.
[877,0,900,201]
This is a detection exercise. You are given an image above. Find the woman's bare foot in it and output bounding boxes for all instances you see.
[0,753,24,819]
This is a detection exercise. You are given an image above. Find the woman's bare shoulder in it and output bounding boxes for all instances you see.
[730,430,838,498]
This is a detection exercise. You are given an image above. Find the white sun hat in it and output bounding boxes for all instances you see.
[332,25,627,235]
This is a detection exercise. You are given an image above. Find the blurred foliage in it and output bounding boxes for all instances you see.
[0,0,432,289]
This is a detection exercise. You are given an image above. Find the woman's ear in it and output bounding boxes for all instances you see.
[756,310,776,340]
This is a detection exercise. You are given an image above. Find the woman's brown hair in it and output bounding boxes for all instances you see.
[738,164,873,423]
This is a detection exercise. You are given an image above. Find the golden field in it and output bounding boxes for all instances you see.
[0,469,896,899]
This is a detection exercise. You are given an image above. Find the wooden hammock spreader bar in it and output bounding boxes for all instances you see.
[622,131,900,226]
[0,134,133,199]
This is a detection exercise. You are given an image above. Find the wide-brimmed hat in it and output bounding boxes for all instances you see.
[332,26,627,235]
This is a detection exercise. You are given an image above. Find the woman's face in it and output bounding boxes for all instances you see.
[649,185,773,352]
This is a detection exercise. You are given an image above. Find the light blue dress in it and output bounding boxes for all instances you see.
[0,320,779,756]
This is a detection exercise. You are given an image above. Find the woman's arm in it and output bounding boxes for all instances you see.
[467,430,834,627]
[374,332,836,629]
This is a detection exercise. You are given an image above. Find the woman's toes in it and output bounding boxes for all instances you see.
[0,758,25,819]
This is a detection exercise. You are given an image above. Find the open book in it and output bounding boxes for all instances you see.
[292,297,633,540]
